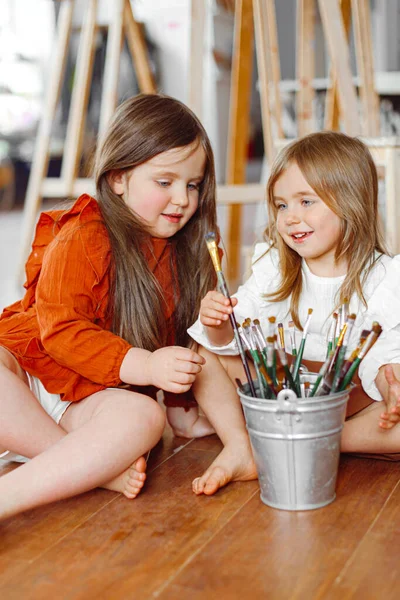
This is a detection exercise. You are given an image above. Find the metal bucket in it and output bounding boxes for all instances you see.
[238,374,350,511]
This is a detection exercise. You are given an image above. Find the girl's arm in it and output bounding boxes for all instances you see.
[37,222,205,393]
[36,222,145,388]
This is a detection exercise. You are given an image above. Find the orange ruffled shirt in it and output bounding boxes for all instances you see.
[0,194,186,403]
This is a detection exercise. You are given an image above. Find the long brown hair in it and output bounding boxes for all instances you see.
[93,94,217,350]
[264,131,388,330]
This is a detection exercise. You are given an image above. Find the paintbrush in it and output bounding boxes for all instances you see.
[316,322,348,395]
[339,323,382,391]
[277,322,285,350]
[276,347,299,395]
[291,308,313,383]
[335,329,370,390]
[326,312,338,358]
[204,232,256,397]
[309,352,334,397]
[330,313,356,392]
[241,322,268,398]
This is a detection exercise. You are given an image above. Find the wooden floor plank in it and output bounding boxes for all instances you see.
[0,424,192,589]
[157,457,400,599]
[0,441,259,600]
[325,476,400,599]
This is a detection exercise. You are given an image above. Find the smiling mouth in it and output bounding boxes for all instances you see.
[162,213,183,223]
[290,231,313,242]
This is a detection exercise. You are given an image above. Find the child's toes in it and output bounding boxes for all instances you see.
[192,476,205,495]
[124,478,145,499]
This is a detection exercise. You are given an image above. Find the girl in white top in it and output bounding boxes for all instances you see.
[189,132,400,496]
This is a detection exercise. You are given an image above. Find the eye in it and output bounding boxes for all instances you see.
[188,182,200,191]
[156,180,171,188]
[275,202,287,211]
[302,198,314,207]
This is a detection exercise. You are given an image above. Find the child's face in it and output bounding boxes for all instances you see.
[111,141,206,238]
[273,162,346,275]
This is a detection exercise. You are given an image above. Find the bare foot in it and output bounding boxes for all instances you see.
[379,366,400,430]
[166,406,215,439]
[102,456,147,499]
[192,442,257,496]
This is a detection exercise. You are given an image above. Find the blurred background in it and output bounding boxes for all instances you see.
[0,0,399,306]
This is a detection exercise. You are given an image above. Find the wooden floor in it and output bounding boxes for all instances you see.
[1,425,399,600]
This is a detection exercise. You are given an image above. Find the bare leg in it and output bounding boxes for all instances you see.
[342,401,400,454]
[0,348,66,458]
[166,406,215,438]
[0,349,165,520]
[191,348,257,495]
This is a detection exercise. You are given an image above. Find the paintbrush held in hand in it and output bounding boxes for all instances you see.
[204,232,256,397]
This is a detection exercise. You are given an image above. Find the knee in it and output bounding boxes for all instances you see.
[122,394,166,441]
[143,399,166,437]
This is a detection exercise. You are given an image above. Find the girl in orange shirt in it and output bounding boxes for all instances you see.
[0,94,257,520]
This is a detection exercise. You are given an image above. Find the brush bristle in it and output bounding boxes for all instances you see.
[268,316,276,323]
[204,231,217,242]
[308,308,313,315]
[372,322,382,335]
[289,320,294,327]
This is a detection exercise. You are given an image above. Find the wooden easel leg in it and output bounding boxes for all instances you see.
[188,0,207,119]
[226,0,254,286]
[324,0,351,131]
[61,0,98,196]
[98,0,125,139]
[265,0,284,140]
[318,0,360,136]
[123,0,156,94]
[352,0,380,136]
[296,0,315,136]
[16,0,74,285]
[253,0,279,161]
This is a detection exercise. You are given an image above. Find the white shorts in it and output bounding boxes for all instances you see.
[0,374,71,464]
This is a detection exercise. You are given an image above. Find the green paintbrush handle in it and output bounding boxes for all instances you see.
[339,358,360,391]
[309,374,323,397]
[292,338,305,381]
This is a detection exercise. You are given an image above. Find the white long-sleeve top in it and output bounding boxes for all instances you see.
[188,244,400,401]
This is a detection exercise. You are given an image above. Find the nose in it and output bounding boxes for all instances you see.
[171,186,189,208]
[284,206,301,226]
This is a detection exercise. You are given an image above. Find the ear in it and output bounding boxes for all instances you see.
[107,170,126,196]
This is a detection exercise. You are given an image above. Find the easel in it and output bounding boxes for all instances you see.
[16,0,156,283]
[224,0,399,286]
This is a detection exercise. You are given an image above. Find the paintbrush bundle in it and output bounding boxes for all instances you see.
[236,308,382,400]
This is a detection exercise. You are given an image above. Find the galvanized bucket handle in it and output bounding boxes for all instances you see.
[276,388,302,422]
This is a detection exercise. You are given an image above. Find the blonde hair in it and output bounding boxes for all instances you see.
[93,94,218,350]
[264,131,388,330]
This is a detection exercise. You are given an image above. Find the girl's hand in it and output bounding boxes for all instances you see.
[200,291,238,328]
[379,365,400,430]
[146,346,206,394]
